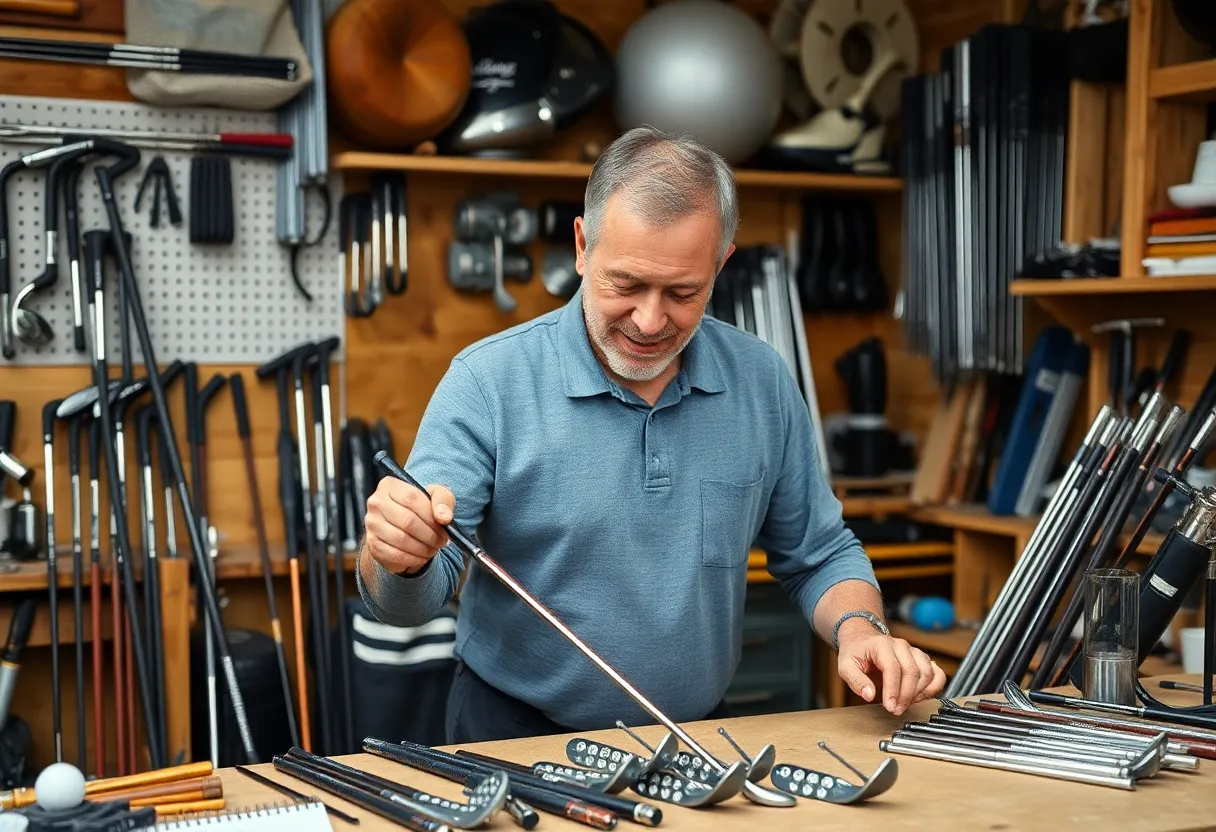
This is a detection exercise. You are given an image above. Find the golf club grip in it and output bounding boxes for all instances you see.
[229,374,250,438]
[1135,528,1211,664]
[313,336,339,384]
[286,747,436,804]
[184,362,199,446]
[445,743,647,823]
[0,597,35,748]
[1157,330,1191,390]
[2,595,37,661]
[278,433,300,560]
[362,739,615,829]
[271,755,444,832]
[372,451,479,555]
[200,373,225,412]
[202,143,291,160]
[0,400,15,448]
[1108,331,1123,403]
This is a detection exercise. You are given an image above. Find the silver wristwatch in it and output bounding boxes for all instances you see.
[832,610,890,652]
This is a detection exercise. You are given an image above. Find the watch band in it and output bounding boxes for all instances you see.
[832,610,890,652]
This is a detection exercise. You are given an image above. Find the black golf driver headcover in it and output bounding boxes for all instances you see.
[833,338,894,477]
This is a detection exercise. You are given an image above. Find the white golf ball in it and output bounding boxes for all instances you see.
[34,762,86,811]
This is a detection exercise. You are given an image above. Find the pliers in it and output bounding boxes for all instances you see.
[135,155,183,229]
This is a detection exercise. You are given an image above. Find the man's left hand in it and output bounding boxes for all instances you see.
[835,630,947,715]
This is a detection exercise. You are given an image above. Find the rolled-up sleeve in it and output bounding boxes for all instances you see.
[357,357,497,627]
[755,362,878,623]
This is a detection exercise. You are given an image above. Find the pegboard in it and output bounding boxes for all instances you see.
[0,94,345,366]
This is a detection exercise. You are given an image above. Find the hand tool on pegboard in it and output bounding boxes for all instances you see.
[135,155,182,229]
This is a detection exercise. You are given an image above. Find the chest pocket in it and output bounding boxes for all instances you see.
[701,473,765,568]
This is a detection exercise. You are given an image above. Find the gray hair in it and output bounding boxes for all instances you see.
[582,126,738,264]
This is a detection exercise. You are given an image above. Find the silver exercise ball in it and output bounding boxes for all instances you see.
[614,0,784,164]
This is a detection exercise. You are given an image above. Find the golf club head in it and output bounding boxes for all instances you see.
[632,759,749,807]
[56,379,125,419]
[739,777,798,807]
[533,753,645,794]
[10,304,52,347]
[743,742,776,783]
[770,756,899,804]
[643,733,678,776]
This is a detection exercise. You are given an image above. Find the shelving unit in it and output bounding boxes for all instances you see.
[1010,275,1216,295]
[1148,56,1216,101]
[332,151,904,192]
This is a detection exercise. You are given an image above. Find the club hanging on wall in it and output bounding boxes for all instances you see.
[25,136,258,767]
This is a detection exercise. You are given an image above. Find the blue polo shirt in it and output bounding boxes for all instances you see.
[357,288,878,729]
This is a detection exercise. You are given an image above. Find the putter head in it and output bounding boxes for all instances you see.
[744,742,776,783]
[633,759,749,808]
[771,757,899,804]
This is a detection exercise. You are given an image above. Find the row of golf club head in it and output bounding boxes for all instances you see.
[558,726,895,808]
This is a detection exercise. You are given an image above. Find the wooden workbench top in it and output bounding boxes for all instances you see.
[217,673,1212,831]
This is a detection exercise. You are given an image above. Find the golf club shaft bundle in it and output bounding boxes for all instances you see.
[947,394,1170,697]
[707,244,828,481]
[899,25,1069,388]
[0,36,298,80]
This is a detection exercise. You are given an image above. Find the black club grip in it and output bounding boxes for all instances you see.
[229,373,251,438]
[1158,330,1191,389]
[1136,527,1212,664]
[372,451,478,555]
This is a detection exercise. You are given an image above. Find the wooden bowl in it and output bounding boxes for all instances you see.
[326,0,473,149]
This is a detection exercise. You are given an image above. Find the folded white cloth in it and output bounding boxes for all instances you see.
[124,0,312,110]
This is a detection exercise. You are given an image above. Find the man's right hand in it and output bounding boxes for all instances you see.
[362,477,455,575]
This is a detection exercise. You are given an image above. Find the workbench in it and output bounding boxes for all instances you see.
[217,673,1212,831]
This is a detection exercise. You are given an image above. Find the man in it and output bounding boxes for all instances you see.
[357,126,946,744]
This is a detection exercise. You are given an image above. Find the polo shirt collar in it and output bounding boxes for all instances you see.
[557,288,727,399]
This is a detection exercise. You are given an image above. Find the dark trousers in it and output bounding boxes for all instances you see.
[445,661,731,744]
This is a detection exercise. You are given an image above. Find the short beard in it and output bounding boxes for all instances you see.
[582,292,698,382]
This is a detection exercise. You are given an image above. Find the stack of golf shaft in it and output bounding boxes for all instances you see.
[880,699,1197,790]
[946,396,1169,697]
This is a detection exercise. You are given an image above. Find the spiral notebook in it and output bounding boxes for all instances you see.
[153,800,333,831]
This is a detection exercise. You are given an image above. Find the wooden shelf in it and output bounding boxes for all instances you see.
[331,151,902,193]
[1149,57,1216,102]
[911,503,1163,557]
[747,541,952,585]
[910,503,1038,537]
[0,544,356,592]
[1011,275,1216,296]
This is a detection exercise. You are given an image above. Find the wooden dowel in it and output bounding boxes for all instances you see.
[155,798,225,816]
[128,786,222,808]
[88,775,221,803]
[86,760,214,795]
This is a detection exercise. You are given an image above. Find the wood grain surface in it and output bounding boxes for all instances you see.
[217,673,1214,831]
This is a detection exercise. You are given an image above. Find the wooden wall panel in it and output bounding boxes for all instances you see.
[0,0,1020,771]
